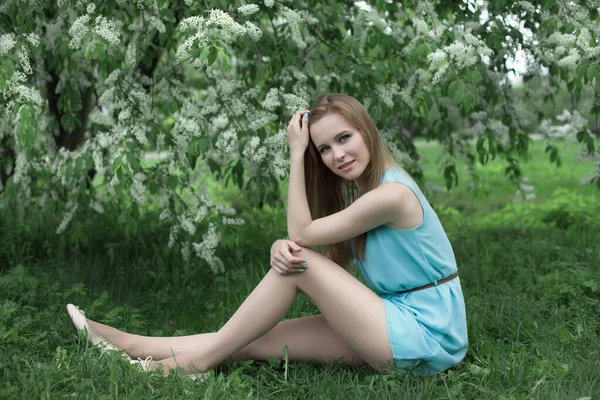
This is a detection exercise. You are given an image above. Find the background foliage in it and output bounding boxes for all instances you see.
[1,0,599,270]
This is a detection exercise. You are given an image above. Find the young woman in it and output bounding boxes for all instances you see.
[66,94,467,379]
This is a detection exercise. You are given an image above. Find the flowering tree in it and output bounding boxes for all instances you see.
[0,0,598,272]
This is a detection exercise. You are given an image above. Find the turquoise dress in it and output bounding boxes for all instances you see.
[352,167,468,376]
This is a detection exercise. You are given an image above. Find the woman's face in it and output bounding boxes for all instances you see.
[309,113,371,180]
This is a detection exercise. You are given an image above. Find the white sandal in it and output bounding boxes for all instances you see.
[66,303,132,361]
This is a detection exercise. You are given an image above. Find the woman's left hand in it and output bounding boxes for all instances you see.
[286,110,310,156]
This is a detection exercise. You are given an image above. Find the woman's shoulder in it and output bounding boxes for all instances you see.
[379,166,415,187]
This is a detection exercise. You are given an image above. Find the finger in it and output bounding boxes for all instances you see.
[301,114,309,133]
[286,241,302,251]
[273,260,294,275]
[275,255,302,269]
[271,261,286,275]
[283,254,306,267]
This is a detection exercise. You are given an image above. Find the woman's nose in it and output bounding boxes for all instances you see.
[333,147,346,160]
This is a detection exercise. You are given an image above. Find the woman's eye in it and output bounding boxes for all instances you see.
[340,134,350,142]
[319,146,329,154]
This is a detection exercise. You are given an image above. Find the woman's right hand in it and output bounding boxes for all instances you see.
[270,239,307,275]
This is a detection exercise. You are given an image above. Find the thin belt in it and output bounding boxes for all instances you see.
[396,272,459,295]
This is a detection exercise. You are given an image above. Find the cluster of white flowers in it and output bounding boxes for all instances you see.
[0,33,16,55]
[69,15,90,49]
[222,217,245,225]
[147,16,166,33]
[238,4,260,16]
[264,129,289,178]
[89,199,105,214]
[244,21,263,41]
[514,176,536,202]
[262,88,281,110]
[87,3,96,14]
[541,109,589,143]
[427,33,492,84]
[282,92,309,115]
[412,17,428,35]
[376,83,399,108]
[94,16,120,45]
[16,46,32,75]
[215,129,238,153]
[125,42,137,66]
[280,7,307,49]
[514,1,536,14]
[208,9,247,36]
[178,214,196,235]
[5,72,44,105]
[56,200,79,234]
[263,0,274,8]
[488,119,510,142]
[247,111,277,131]
[556,48,580,71]
[192,223,225,274]
[24,33,40,47]
[426,49,449,85]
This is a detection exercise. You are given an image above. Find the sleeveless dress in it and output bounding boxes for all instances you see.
[352,167,468,376]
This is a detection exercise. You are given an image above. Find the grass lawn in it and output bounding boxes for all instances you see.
[1,141,599,399]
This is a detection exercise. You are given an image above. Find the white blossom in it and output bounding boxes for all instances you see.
[264,0,274,7]
[262,88,281,110]
[0,33,16,55]
[24,33,40,47]
[222,217,245,225]
[244,21,263,41]
[283,8,306,49]
[556,48,580,70]
[94,16,121,45]
[89,199,105,214]
[282,92,309,114]
[56,201,79,234]
[68,15,90,49]
[208,9,246,36]
[179,215,196,235]
[87,3,96,14]
[238,4,260,16]
[192,223,224,274]
[125,42,137,66]
[147,16,166,33]
[515,1,536,14]
[412,17,428,35]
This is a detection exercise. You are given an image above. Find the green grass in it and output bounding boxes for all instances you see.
[1,142,599,399]
[417,139,599,216]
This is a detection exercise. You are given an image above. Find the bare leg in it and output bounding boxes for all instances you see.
[88,315,365,366]
[156,247,393,374]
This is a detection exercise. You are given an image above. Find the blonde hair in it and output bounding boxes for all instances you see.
[305,94,400,269]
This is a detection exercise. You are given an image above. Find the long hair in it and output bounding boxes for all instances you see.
[305,94,400,269]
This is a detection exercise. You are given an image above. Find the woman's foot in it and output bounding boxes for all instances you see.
[130,356,212,382]
[66,304,132,360]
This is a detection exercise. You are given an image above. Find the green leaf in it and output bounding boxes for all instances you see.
[2,59,14,78]
[422,91,433,108]
[448,80,459,98]
[587,65,600,83]
[476,137,487,165]
[19,106,31,124]
[208,47,218,66]
[452,85,465,105]
[94,43,106,61]
[65,161,73,182]
[126,151,141,170]
[84,45,93,60]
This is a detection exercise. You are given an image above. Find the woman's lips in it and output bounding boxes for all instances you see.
[339,160,355,171]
